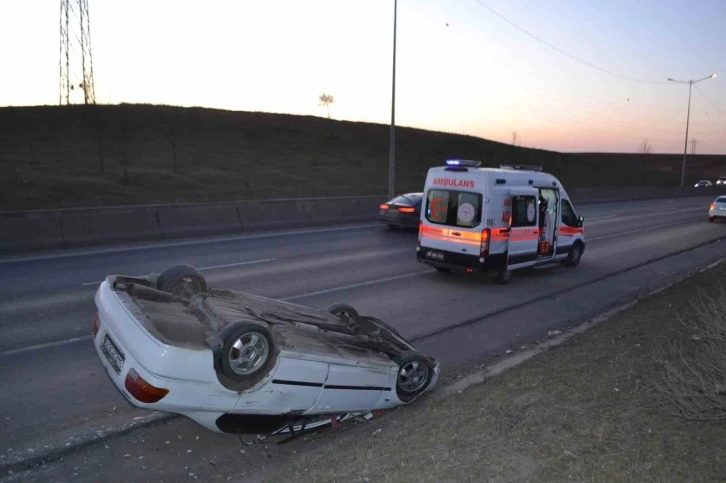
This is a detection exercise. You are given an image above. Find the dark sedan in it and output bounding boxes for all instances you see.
[379,193,423,229]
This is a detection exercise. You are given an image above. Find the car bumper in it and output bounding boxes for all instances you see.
[379,210,419,227]
[416,246,506,272]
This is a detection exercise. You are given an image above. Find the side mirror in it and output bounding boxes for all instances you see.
[578,215,584,227]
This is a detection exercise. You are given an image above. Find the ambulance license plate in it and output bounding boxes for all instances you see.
[102,334,125,374]
[425,249,445,261]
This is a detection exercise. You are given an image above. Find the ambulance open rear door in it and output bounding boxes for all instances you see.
[506,187,540,269]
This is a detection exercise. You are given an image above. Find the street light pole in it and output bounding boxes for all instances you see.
[388,0,397,201]
[668,73,717,189]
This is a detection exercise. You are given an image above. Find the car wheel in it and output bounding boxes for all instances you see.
[219,322,276,383]
[156,264,207,297]
[565,243,583,267]
[495,266,513,285]
[709,216,715,223]
[434,267,451,274]
[394,351,435,403]
[326,303,362,333]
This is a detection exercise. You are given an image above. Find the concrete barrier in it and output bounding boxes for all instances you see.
[158,205,242,239]
[237,199,310,231]
[60,208,162,247]
[0,211,65,253]
[1,190,725,255]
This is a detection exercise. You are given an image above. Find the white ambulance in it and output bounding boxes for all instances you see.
[416,160,585,284]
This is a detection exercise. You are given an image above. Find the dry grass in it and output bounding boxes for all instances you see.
[651,288,726,421]
[2,104,724,210]
[266,263,726,483]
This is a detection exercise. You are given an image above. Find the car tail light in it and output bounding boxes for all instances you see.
[125,369,169,404]
[379,204,389,210]
[399,207,415,213]
[92,313,100,338]
[480,228,491,257]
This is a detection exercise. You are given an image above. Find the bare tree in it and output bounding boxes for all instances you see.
[639,139,653,155]
[511,131,518,146]
[318,93,334,119]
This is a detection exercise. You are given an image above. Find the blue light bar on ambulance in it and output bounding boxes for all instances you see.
[445,159,481,168]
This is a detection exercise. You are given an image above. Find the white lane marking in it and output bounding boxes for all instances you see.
[80,258,277,286]
[281,270,430,301]
[0,335,93,357]
[0,223,380,265]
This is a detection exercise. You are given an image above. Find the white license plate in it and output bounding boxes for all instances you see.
[102,335,125,374]
[425,249,445,261]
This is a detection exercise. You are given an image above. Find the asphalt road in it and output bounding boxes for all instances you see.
[2,195,726,482]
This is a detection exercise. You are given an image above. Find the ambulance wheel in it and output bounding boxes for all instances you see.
[495,267,512,285]
[219,322,276,384]
[156,264,207,296]
[394,351,435,403]
[434,267,451,274]
[565,243,583,267]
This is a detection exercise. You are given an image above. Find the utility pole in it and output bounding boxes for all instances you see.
[667,74,717,189]
[691,139,697,155]
[59,0,96,105]
[387,0,397,200]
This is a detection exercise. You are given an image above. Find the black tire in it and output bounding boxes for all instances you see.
[434,267,451,274]
[326,303,361,333]
[394,351,435,403]
[156,264,207,296]
[326,303,360,319]
[219,322,276,384]
[565,242,583,267]
[495,266,513,285]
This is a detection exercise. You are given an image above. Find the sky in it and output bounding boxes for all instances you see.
[1,0,724,154]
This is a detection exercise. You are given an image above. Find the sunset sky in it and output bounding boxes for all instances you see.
[1,0,724,154]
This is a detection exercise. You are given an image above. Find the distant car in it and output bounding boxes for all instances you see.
[379,193,423,229]
[708,196,726,222]
[695,180,713,188]
[717,177,726,185]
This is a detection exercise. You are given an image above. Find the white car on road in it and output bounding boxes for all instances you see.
[708,196,726,222]
[92,265,439,435]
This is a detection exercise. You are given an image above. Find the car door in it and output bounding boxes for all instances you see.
[557,198,584,256]
[506,187,540,268]
[310,363,391,413]
[420,187,484,257]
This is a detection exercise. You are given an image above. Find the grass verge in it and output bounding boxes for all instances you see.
[266,262,726,483]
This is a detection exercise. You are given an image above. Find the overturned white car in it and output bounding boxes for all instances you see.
[92,265,439,434]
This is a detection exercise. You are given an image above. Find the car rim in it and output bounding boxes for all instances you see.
[228,332,270,375]
[170,277,202,297]
[398,361,429,393]
[574,246,582,262]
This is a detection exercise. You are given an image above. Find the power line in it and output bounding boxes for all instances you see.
[694,85,726,117]
[473,0,673,85]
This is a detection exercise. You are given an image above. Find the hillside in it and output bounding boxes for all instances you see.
[0,104,723,210]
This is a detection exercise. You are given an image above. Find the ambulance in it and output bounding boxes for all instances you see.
[416,160,585,284]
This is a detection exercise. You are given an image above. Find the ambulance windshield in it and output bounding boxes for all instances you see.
[425,189,483,228]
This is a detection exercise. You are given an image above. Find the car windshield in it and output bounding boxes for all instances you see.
[425,189,482,228]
